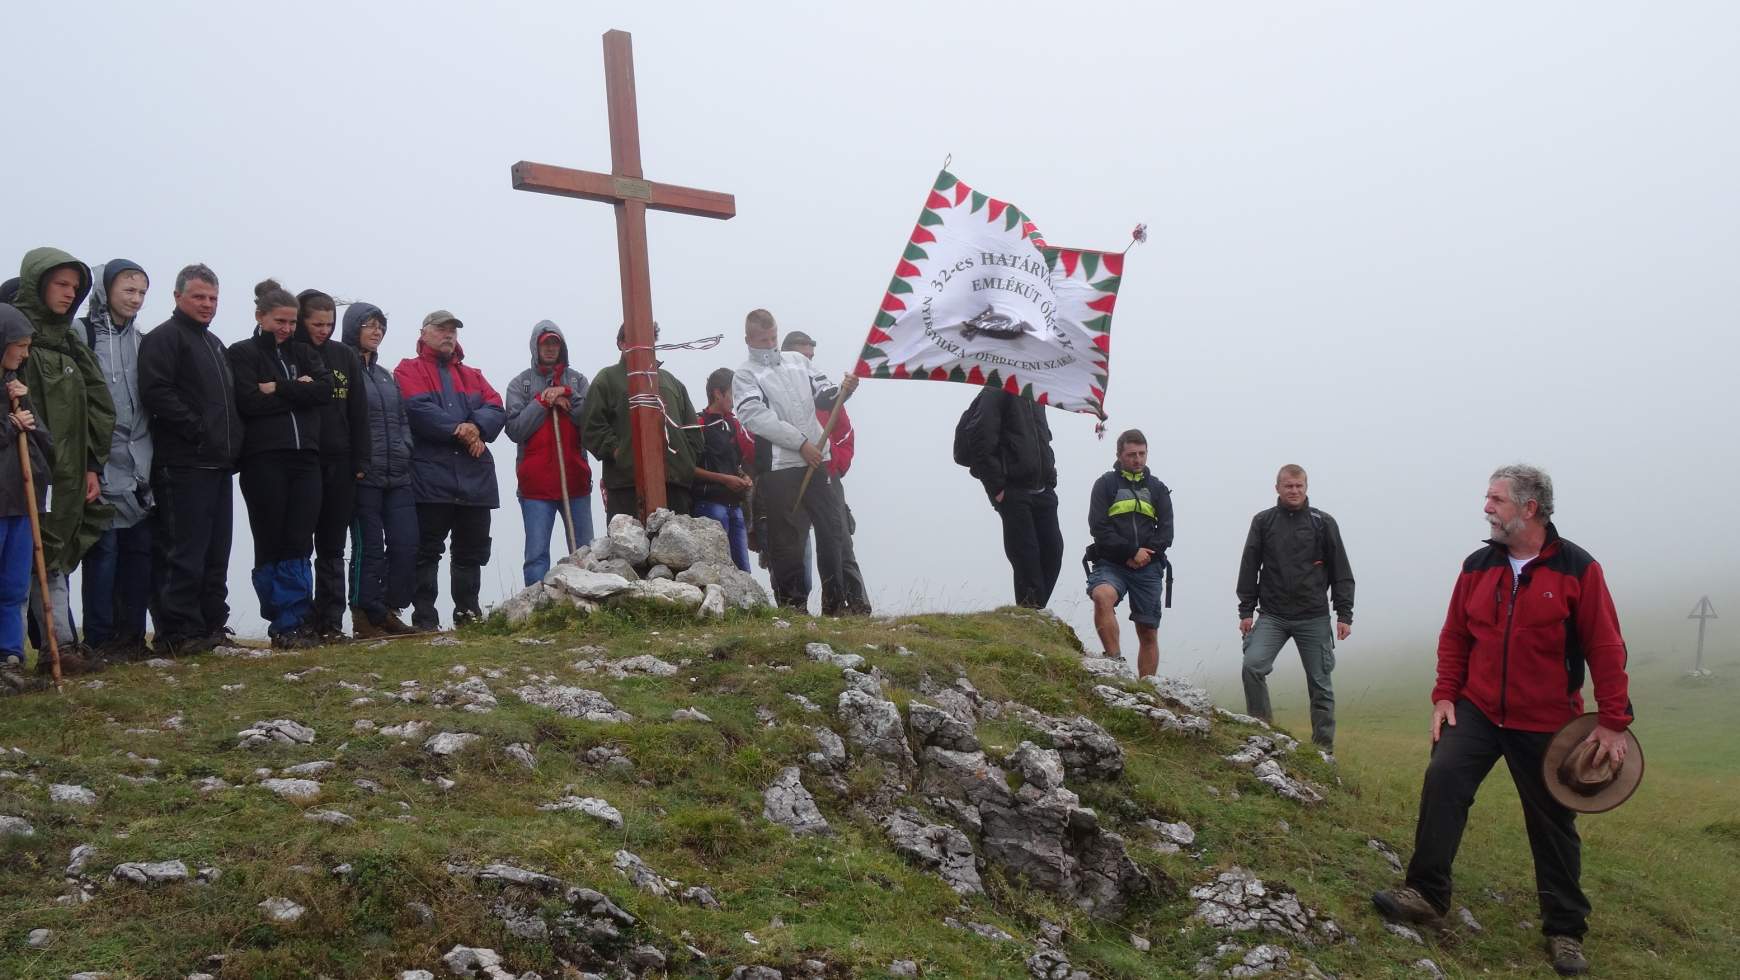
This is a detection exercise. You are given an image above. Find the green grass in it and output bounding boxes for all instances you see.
[0,607,1733,978]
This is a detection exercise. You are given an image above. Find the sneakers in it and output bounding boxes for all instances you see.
[1546,935,1589,975]
[1371,886,1445,927]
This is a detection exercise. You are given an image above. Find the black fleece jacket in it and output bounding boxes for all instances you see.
[137,307,244,470]
[227,330,333,459]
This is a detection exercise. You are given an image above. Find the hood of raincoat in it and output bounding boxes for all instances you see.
[527,319,570,376]
[14,247,92,351]
[84,259,149,333]
[341,301,387,349]
[0,303,34,347]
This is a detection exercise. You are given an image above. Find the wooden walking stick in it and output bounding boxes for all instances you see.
[550,407,579,555]
[9,393,58,686]
[791,381,847,515]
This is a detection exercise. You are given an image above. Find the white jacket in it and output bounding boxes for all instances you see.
[733,347,839,473]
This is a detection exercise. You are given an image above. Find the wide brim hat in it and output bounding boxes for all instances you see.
[1541,713,1644,814]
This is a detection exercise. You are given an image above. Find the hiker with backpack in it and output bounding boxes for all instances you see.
[1085,429,1172,677]
[1235,464,1355,753]
[957,385,1062,609]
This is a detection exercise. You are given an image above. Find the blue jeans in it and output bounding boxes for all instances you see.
[0,516,32,658]
[693,500,751,572]
[81,520,154,647]
[519,495,594,585]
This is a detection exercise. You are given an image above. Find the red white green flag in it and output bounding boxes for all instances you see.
[853,169,1126,419]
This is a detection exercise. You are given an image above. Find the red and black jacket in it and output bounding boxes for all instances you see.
[1433,524,1633,733]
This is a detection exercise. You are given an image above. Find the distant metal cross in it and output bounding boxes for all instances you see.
[1689,595,1718,672]
[511,28,736,518]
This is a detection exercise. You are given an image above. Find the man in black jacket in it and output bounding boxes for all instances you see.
[965,386,1062,608]
[1235,464,1355,751]
[1085,429,1172,677]
[137,264,243,655]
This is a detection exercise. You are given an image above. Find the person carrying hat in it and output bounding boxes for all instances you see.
[1374,464,1635,977]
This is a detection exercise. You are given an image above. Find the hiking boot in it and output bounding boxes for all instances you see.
[1,656,39,694]
[204,626,237,652]
[1546,935,1589,975]
[1372,886,1444,927]
[271,629,319,651]
[352,608,386,640]
[380,611,420,636]
[35,643,97,677]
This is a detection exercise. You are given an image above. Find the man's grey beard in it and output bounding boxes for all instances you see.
[1489,515,1526,541]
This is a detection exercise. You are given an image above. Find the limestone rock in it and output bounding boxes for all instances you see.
[1252,759,1324,805]
[259,896,307,923]
[838,689,916,774]
[497,583,554,625]
[763,767,829,835]
[1385,921,1425,943]
[259,779,321,802]
[676,561,771,609]
[26,927,52,948]
[648,513,732,571]
[305,809,355,826]
[425,732,482,756]
[600,513,651,565]
[0,815,31,837]
[1026,946,1090,980]
[237,719,316,748]
[382,720,429,740]
[1002,703,1125,781]
[1189,867,1342,942]
[536,796,624,830]
[280,760,336,777]
[807,642,865,670]
[645,507,674,535]
[544,564,633,601]
[908,701,980,753]
[1368,838,1404,873]
[50,783,99,806]
[505,743,537,770]
[112,860,190,886]
[621,578,705,609]
[432,677,498,713]
[1007,742,1067,792]
[613,849,678,899]
[671,707,712,723]
[513,683,632,722]
[1143,674,1215,714]
[1091,685,1211,736]
[882,807,982,895]
[698,582,727,619]
[646,564,674,580]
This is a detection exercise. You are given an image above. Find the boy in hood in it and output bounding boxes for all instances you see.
[13,248,116,673]
[79,260,155,659]
[0,306,54,690]
[504,320,592,585]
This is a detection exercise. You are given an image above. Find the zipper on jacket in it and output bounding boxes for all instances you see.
[203,331,232,456]
[275,346,301,450]
[1498,567,1520,726]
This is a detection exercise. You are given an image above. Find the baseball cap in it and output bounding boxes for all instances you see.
[422,310,464,329]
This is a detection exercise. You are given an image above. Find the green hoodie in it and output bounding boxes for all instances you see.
[14,247,116,572]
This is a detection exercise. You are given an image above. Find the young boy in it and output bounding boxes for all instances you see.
[691,367,753,571]
[0,305,54,690]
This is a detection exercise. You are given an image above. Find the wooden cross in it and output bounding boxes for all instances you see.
[511,29,735,518]
[1689,595,1718,673]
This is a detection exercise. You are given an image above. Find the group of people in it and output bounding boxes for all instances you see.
[0,252,882,685]
[961,386,1633,975]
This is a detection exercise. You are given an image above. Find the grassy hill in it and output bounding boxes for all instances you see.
[0,606,1734,978]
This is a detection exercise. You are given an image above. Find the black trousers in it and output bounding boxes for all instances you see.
[757,466,848,611]
[238,452,322,564]
[413,503,492,628]
[312,456,358,630]
[996,487,1063,608]
[819,478,871,615]
[604,483,692,521]
[150,466,232,645]
[1405,699,1590,938]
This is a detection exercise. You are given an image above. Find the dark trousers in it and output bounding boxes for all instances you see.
[995,487,1063,608]
[351,484,418,623]
[239,452,322,563]
[313,456,358,630]
[757,466,849,611]
[413,503,492,628]
[1405,699,1590,938]
[150,466,232,645]
[604,484,692,521]
[819,478,871,616]
[82,520,154,647]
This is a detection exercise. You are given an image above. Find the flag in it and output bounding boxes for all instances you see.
[853,169,1125,418]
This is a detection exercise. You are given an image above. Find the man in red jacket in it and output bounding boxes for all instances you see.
[1374,465,1632,977]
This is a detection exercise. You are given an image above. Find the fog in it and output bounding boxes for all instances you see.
[4,1,1735,686]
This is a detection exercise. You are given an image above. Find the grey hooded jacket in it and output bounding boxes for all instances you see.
[732,347,839,473]
[79,260,153,527]
[341,303,413,490]
[503,320,589,492]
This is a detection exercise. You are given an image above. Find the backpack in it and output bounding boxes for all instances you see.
[951,399,982,467]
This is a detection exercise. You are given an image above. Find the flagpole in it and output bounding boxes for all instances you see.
[791,377,848,514]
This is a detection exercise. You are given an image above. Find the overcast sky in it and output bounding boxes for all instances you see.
[5,1,1736,683]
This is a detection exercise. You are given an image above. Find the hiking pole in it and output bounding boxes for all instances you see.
[550,407,578,555]
[791,376,848,516]
[9,393,58,687]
